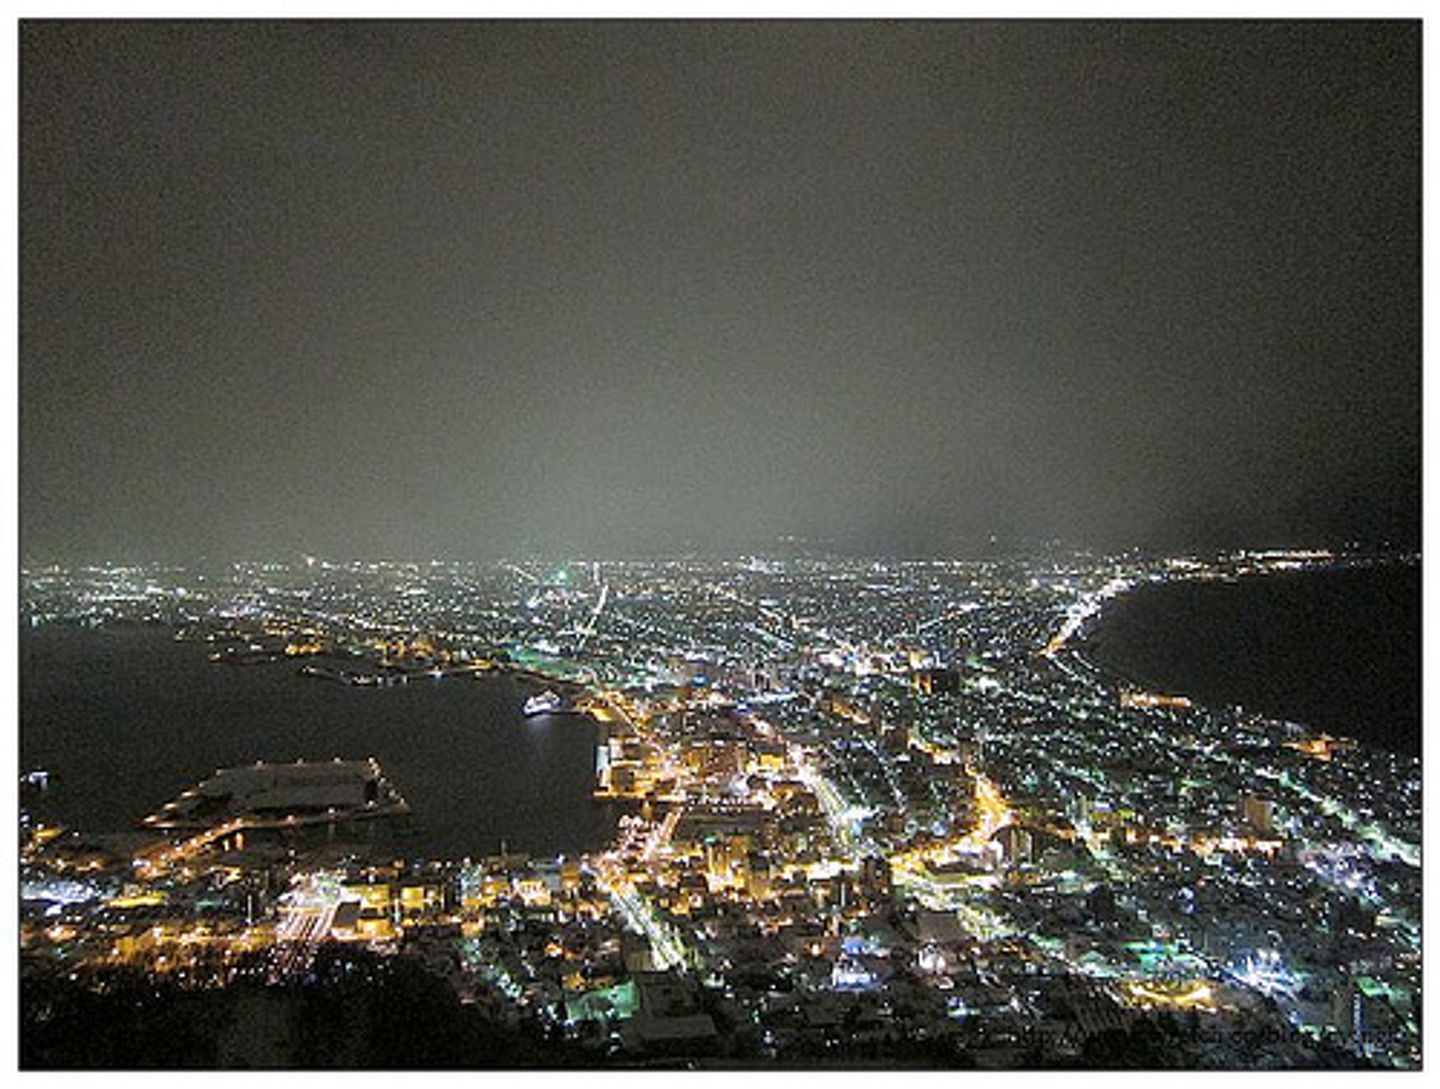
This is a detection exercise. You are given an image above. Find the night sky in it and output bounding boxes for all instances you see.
[20,21,1420,562]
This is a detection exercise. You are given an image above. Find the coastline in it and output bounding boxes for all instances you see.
[1069,559,1420,758]
[20,624,613,860]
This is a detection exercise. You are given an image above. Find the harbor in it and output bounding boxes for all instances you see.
[21,625,614,861]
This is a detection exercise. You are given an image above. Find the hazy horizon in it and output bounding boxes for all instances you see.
[21,22,1420,563]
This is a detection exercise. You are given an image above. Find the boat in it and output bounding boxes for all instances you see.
[523,690,564,716]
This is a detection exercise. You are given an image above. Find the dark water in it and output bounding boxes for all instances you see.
[1083,564,1421,757]
[19,625,614,859]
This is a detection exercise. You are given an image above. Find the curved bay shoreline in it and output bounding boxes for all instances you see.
[1075,562,1420,758]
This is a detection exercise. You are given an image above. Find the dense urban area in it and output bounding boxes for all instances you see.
[20,547,1421,1068]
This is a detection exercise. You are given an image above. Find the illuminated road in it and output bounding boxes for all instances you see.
[1253,763,1420,869]
[585,688,693,972]
[138,817,250,873]
[892,766,1012,870]
[886,768,1016,936]
[595,690,687,789]
[643,806,682,861]
[1041,576,1135,657]
[589,848,691,972]
[791,744,862,857]
[959,769,1011,848]
[575,582,609,651]
[266,873,344,984]
[716,586,856,657]
[610,882,690,971]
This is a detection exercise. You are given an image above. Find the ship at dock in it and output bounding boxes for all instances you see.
[523,690,565,716]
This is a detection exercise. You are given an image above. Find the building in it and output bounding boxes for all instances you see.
[143,757,408,830]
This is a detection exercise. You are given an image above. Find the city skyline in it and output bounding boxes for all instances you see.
[17,17,1424,1073]
[20,544,1423,1066]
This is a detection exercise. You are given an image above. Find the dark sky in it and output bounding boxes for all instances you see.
[20,21,1420,562]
